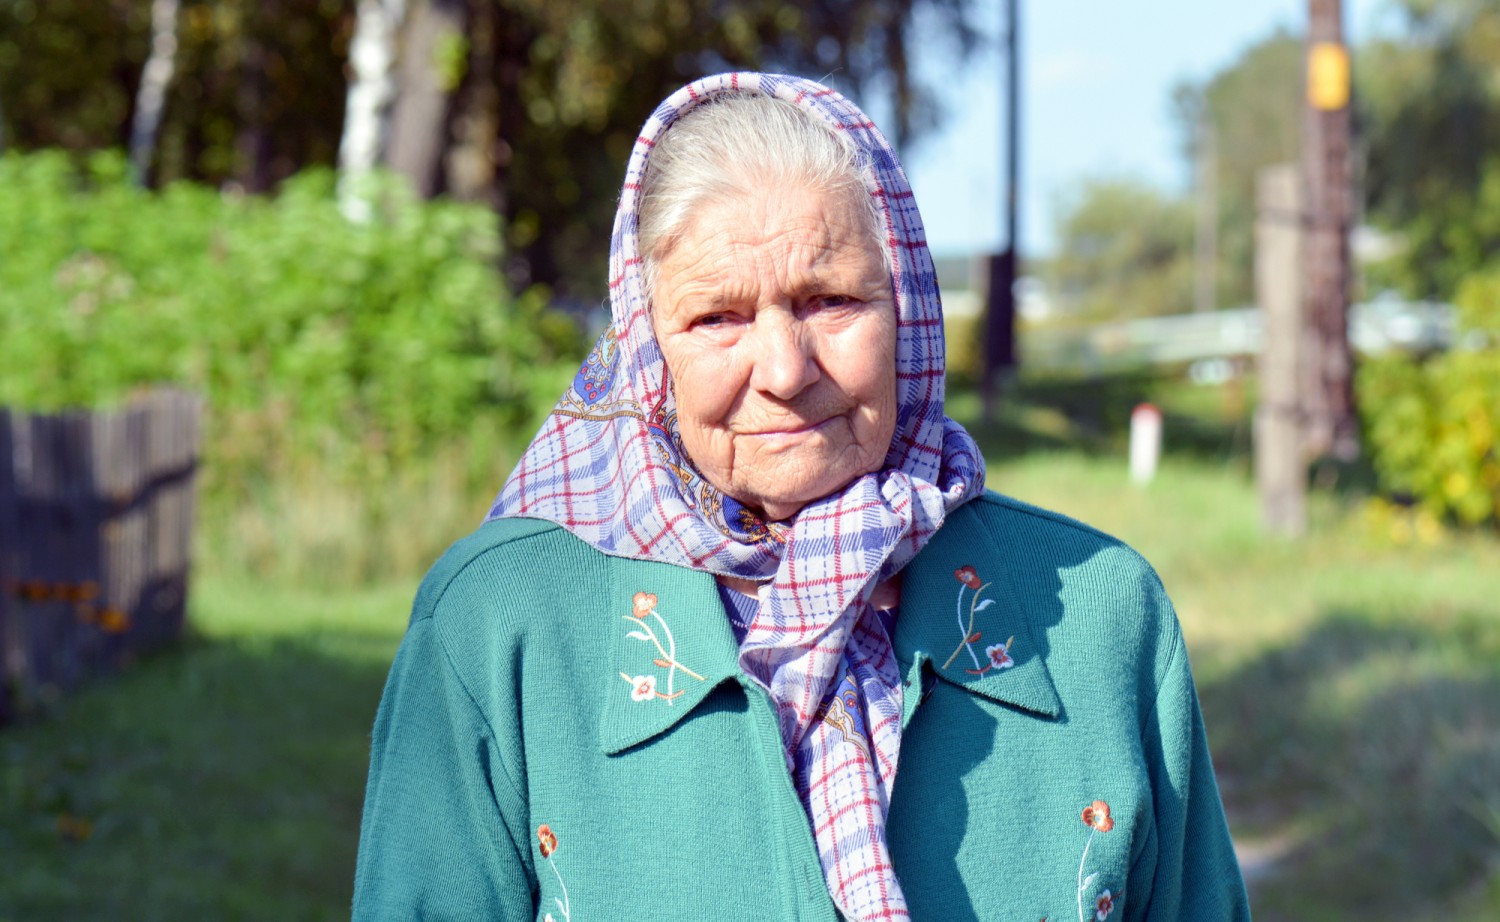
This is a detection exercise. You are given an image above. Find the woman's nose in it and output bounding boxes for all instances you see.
[748,313,820,399]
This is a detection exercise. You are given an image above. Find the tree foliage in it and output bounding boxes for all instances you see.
[0,149,580,498]
[1043,178,1196,320]
[1351,0,1500,526]
[1360,276,1500,527]
[1042,30,1302,322]
[0,0,352,186]
[0,0,979,295]
[1359,0,1500,299]
[1171,28,1303,310]
[468,0,978,293]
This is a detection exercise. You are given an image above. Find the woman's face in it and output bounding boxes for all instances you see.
[651,182,897,522]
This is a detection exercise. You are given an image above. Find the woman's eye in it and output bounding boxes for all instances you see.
[818,294,855,309]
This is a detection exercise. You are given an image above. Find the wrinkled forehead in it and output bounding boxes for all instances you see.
[617,74,924,307]
[650,185,893,320]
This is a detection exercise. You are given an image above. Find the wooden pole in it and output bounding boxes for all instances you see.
[1301,0,1359,461]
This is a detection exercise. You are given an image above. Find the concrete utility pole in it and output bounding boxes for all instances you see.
[1301,0,1359,461]
[1255,165,1307,536]
[981,0,1020,421]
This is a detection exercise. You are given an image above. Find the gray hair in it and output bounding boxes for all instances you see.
[636,94,889,303]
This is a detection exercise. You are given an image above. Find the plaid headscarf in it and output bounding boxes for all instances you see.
[488,72,984,920]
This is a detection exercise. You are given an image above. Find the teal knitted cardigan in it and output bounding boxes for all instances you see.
[354,491,1251,920]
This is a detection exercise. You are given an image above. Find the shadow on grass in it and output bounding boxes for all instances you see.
[1198,611,1500,921]
[0,628,394,920]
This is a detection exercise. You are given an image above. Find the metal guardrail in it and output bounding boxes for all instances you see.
[1019,300,1456,375]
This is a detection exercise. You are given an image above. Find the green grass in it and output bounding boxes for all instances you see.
[2,375,1498,920]
[0,573,415,920]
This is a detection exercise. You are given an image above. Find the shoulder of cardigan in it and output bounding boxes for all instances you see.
[595,491,1075,756]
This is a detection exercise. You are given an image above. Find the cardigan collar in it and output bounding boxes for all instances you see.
[888,502,1063,720]
[599,555,743,755]
[598,504,1061,755]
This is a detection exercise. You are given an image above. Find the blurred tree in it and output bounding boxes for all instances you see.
[1162,5,1500,304]
[1,0,977,295]
[1359,0,1500,300]
[407,0,981,295]
[1043,177,1196,320]
[1172,28,1303,311]
[0,0,354,187]
[385,0,468,198]
[0,0,152,152]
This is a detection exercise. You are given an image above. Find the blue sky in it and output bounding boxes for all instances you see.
[900,0,1399,257]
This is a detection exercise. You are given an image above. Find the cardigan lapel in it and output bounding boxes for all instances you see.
[893,504,1062,719]
[598,553,743,755]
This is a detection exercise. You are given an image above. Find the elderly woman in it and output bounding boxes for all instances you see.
[354,74,1250,921]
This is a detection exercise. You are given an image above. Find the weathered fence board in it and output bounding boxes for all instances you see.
[0,390,202,722]
[0,408,16,724]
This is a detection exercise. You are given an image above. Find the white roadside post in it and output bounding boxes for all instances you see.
[1129,403,1163,486]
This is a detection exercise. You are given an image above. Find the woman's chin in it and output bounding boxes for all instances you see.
[755,495,814,523]
[732,464,872,522]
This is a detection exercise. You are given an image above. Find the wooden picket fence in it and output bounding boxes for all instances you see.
[0,389,203,724]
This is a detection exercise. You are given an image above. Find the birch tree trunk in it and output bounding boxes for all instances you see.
[129,0,182,186]
[338,0,407,221]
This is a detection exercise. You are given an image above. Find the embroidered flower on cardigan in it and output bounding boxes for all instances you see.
[1082,800,1114,833]
[630,591,657,618]
[537,824,572,922]
[942,565,1011,675]
[1075,800,1119,922]
[624,674,657,701]
[984,640,1015,671]
[621,591,704,704]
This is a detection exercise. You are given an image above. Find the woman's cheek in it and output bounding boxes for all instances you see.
[676,352,737,429]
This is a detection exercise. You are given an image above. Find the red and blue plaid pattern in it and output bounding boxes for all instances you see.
[488,72,984,920]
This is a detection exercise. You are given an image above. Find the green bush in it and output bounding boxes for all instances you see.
[0,150,584,579]
[1360,274,1500,527]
